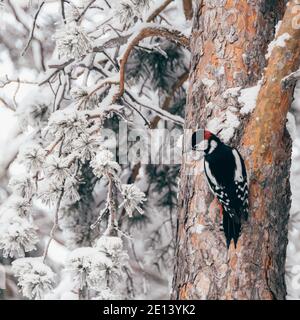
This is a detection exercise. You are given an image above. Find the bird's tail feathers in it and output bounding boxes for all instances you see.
[223,211,241,249]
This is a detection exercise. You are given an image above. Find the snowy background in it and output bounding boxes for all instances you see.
[0,0,299,300]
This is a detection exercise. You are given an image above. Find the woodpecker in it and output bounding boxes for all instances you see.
[192,130,249,248]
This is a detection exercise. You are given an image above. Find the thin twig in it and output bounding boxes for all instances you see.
[39,59,74,86]
[12,79,21,108]
[22,1,45,56]
[78,79,119,109]
[146,0,174,22]
[0,75,37,88]
[125,91,184,126]
[0,97,15,111]
[75,0,96,22]
[43,188,64,262]
[122,96,151,127]
[61,0,66,24]
[45,136,64,156]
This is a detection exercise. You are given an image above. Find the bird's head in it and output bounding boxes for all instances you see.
[192,129,221,155]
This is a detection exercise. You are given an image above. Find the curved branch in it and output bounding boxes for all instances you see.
[182,0,193,21]
[115,25,190,100]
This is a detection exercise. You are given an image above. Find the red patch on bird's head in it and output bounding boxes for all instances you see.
[204,130,213,140]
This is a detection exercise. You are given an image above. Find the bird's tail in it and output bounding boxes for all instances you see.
[223,211,241,249]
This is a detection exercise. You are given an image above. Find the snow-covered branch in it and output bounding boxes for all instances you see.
[116,23,190,99]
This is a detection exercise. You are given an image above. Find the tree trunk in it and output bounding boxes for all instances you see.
[172,0,300,300]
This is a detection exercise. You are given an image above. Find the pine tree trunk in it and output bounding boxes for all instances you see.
[172,0,300,300]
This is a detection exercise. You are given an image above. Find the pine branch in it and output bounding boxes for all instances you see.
[151,70,189,128]
[114,24,190,101]
[182,0,193,21]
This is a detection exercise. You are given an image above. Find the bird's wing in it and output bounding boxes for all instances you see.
[204,159,233,216]
[232,149,249,220]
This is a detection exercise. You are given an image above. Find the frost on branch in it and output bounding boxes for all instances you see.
[91,149,121,179]
[64,177,81,204]
[8,176,35,199]
[0,214,38,258]
[70,87,98,110]
[72,134,99,161]
[66,237,129,298]
[17,144,46,174]
[45,156,72,183]
[8,196,31,218]
[0,0,188,300]
[16,92,51,129]
[47,109,89,141]
[119,184,146,217]
[12,258,55,300]
[38,180,64,207]
[54,23,92,60]
[93,288,122,300]
[96,236,124,257]
[115,0,151,28]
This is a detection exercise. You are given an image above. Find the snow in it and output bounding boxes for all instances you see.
[286,75,300,299]
[45,238,70,265]
[202,78,215,88]
[12,257,55,300]
[275,21,282,37]
[221,111,240,142]
[223,87,241,99]
[207,110,240,143]
[119,184,146,217]
[287,112,297,141]
[206,82,260,141]
[266,32,291,59]
[238,84,261,115]
[217,66,225,76]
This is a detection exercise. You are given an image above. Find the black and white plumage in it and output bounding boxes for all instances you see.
[192,130,249,248]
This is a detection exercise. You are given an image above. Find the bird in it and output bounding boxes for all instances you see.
[192,129,249,248]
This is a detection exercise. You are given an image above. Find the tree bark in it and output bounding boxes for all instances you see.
[172,0,300,300]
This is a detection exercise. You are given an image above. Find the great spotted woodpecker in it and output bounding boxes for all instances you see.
[192,130,249,248]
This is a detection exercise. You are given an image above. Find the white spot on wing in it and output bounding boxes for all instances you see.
[233,149,243,182]
[204,160,219,189]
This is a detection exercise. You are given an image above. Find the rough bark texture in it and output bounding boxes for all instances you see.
[172,0,300,300]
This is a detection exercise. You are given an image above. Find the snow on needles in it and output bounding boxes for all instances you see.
[12,258,55,300]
